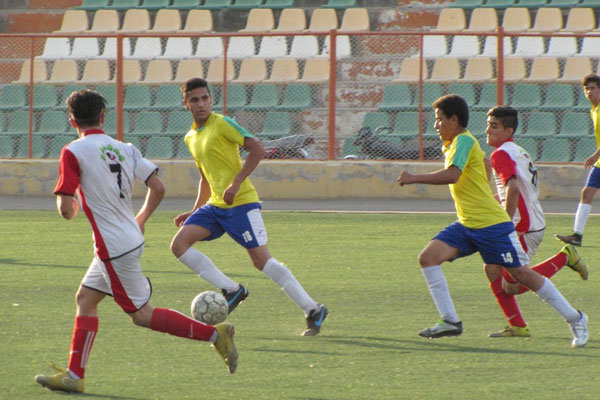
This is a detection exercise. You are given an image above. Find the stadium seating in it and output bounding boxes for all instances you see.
[227,37,256,58]
[558,57,592,83]
[16,136,46,158]
[37,38,71,60]
[298,58,329,84]
[233,58,267,83]
[558,113,592,137]
[130,37,162,59]
[54,84,86,110]
[274,8,306,31]
[362,112,390,130]
[378,84,413,111]
[5,110,30,136]
[417,35,448,58]
[255,111,292,139]
[392,58,428,83]
[107,0,140,10]
[277,83,311,110]
[472,82,499,111]
[245,84,278,110]
[322,0,357,9]
[573,136,595,162]
[503,57,527,82]
[47,60,79,84]
[390,112,419,139]
[432,8,466,31]
[89,9,119,32]
[259,0,295,9]
[199,0,233,10]
[151,9,182,31]
[541,84,575,110]
[339,8,370,32]
[98,37,132,59]
[450,0,484,9]
[123,85,152,110]
[525,57,559,82]
[308,8,338,31]
[205,58,235,84]
[481,36,513,57]
[447,35,480,58]
[174,59,205,82]
[502,7,530,31]
[460,57,494,82]
[548,0,580,7]
[118,9,151,32]
[528,7,563,31]
[131,111,163,136]
[289,36,319,58]
[257,36,288,58]
[161,37,194,59]
[321,35,352,59]
[167,0,201,9]
[80,60,112,84]
[76,0,110,10]
[449,83,476,106]
[524,112,558,138]
[239,8,275,31]
[428,58,461,82]
[266,58,299,83]
[213,84,248,110]
[145,136,175,158]
[164,110,193,136]
[540,137,571,162]
[96,85,117,109]
[464,8,498,31]
[104,109,131,133]
[38,110,68,135]
[561,7,595,32]
[546,36,577,57]
[12,59,47,84]
[0,85,27,111]
[518,137,538,161]
[138,0,170,10]
[513,36,545,57]
[182,9,213,32]
[66,38,100,59]
[510,83,542,109]
[142,60,174,84]
[31,85,58,110]
[0,134,15,157]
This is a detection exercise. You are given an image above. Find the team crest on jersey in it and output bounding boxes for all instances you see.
[100,145,125,162]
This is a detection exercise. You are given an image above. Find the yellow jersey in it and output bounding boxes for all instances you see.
[184,112,260,208]
[443,130,510,229]
[590,104,600,167]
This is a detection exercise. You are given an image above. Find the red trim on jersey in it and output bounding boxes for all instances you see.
[83,129,105,136]
[54,147,81,195]
[490,149,516,185]
[78,189,111,260]
[102,259,138,313]
[516,195,531,233]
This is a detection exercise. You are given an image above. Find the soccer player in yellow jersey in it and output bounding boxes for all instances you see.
[170,78,327,336]
[556,74,600,247]
[397,95,588,347]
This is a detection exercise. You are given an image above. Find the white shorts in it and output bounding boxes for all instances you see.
[81,246,151,313]
[519,230,544,259]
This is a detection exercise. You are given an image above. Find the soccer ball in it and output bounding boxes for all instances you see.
[191,291,228,325]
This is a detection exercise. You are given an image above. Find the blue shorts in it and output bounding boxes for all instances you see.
[584,166,600,189]
[434,221,529,267]
[183,202,267,249]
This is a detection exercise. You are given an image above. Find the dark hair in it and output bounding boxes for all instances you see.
[432,94,469,128]
[181,77,211,97]
[66,89,107,128]
[582,74,600,87]
[487,106,518,133]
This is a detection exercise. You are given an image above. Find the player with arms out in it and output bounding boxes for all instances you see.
[556,74,600,247]
[35,90,237,394]
[486,106,588,338]
[397,95,588,347]
[170,78,327,336]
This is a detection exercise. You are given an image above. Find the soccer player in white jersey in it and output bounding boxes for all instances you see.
[486,106,588,338]
[556,74,600,247]
[35,90,238,394]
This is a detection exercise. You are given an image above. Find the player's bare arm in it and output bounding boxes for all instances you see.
[56,194,79,220]
[223,137,266,205]
[174,169,210,227]
[583,148,600,169]
[503,177,520,220]
[397,166,461,187]
[136,173,165,234]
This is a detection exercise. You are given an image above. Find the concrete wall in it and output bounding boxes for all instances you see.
[0,159,586,200]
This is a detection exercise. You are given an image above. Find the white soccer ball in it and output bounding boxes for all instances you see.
[191,291,228,325]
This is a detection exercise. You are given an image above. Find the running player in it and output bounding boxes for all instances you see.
[35,90,237,394]
[556,74,600,247]
[486,105,588,338]
[397,94,588,347]
[170,78,327,336]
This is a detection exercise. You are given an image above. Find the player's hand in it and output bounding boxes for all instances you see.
[397,171,414,186]
[136,215,146,234]
[223,183,240,205]
[583,154,599,169]
[174,212,192,227]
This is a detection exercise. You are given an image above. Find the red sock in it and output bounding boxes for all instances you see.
[67,316,98,379]
[150,308,215,342]
[490,277,527,327]
[502,253,567,295]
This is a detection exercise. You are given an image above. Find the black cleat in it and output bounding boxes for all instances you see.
[555,233,582,247]
[302,304,328,336]
[222,284,249,314]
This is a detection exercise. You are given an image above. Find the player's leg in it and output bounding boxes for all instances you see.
[171,207,242,295]
[417,233,463,338]
[486,264,530,337]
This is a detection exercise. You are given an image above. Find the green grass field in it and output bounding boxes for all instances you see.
[1,210,599,400]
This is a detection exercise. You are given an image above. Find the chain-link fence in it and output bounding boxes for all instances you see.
[1,23,598,162]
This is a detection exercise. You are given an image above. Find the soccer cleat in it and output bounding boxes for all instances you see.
[568,311,588,348]
[488,325,531,338]
[418,320,463,338]
[561,245,589,280]
[34,362,84,393]
[222,284,249,314]
[212,323,238,374]
[555,233,582,247]
[302,304,328,336]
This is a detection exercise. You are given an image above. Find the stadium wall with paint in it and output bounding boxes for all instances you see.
[0,160,587,200]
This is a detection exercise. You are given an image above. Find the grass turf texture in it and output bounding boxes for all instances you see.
[1,210,598,399]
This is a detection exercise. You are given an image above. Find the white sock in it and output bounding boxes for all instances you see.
[421,265,459,323]
[262,258,318,315]
[573,203,591,235]
[178,248,239,293]
[535,278,580,323]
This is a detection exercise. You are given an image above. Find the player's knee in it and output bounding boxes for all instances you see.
[417,250,436,268]
[130,309,152,328]
[170,237,188,258]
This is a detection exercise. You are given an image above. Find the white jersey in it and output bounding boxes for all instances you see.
[490,140,545,234]
[54,130,158,260]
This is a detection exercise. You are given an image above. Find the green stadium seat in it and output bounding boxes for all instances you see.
[420,83,443,111]
[31,85,58,111]
[321,0,357,9]
[484,0,516,8]
[230,0,265,9]
[6,110,30,136]
[0,85,27,111]
[469,111,488,137]
[107,0,141,10]
[378,84,413,111]
[95,85,117,109]
[518,0,548,8]
[558,113,592,138]
[362,111,391,130]
[540,137,572,162]
[391,112,419,139]
[174,139,190,158]
[164,110,193,137]
[199,0,233,9]
[519,137,539,161]
[450,0,484,8]
[123,85,152,111]
[168,0,200,9]
[256,111,292,139]
[49,134,73,158]
[16,136,46,158]
[245,84,278,111]
[574,89,590,111]
[573,136,595,162]
[131,111,163,136]
[75,0,110,10]
[541,84,574,111]
[259,0,294,8]
[342,136,361,158]
[213,84,248,111]
[510,83,542,110]
[579,0,600,6]
[524,112,557,138]
[547,0,580,7]
[472,83,499,111]
[104,110,131,134]
[124,136,143,151]
[150,85,181,111]
[145,136,175,159]
[277,84,311,111]
[0,135,14,157]
[478,136,493,156]
[37,111,68,135]
[137,0,170,9]
[448,83,476,107]
[54,84,86,111]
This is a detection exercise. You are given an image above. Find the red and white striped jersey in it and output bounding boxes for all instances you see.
[54,130,158,260]
[490,140,545,234]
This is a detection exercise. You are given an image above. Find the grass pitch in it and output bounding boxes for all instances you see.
[1,210,599,399]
